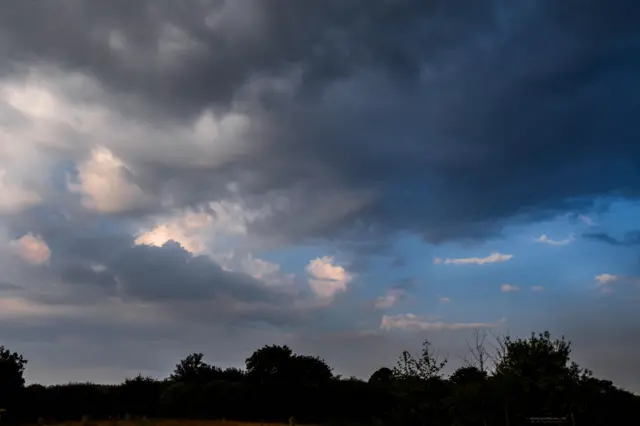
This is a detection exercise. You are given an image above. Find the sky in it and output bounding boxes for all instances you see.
[0,0,640,391]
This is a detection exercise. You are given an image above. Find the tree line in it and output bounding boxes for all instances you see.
[0,330,638,426]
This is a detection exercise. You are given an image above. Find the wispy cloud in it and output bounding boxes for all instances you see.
[380,313,503,332]
[579,215,597,227]
[434,252,513,265]
[535,234,575,246]
[500,284,520,293]
[439,297,451,303]
[595,274,618,285]
[531,285,545,292]
[0,170,41,213]
[374,288,406,309]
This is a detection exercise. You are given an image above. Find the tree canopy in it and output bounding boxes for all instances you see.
[0,345,27,410]
[0,330,637,426]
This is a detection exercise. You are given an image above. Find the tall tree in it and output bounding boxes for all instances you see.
[0,345,27,409]
[170,353,221,384]
[462,328,491,373]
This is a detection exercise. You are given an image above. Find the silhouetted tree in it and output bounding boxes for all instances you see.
[4,330,640,426]
[462,328,491,373]
[291,354,333,386]
[245,344,294,385]
[393,338,447,380]
[494,331,585,419]
[0,345,27,412]
[450,365,487,386]
[219,367,245,382]
[369,367,394,384]
[119,375,163,416]
[170,353,221,384]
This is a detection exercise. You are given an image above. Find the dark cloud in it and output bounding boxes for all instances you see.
[0,208,314,328]
[1,0,640,390]
[1,0,639,243]
[584,230,640,246]
[107,241,284,303]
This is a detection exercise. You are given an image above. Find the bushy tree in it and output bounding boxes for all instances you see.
[393,338,447,381]
[369,367,394,384]
[170,353,221,384]
[450,365,487,386]
[494,331,586,418]
[0,345,27,409]
[4,330,640,426]
[245,345,332,387]
[245,344,294,385]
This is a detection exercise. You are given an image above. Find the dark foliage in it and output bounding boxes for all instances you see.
[1,331,638,425]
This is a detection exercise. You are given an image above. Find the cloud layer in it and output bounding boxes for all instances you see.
[0,0,639,388]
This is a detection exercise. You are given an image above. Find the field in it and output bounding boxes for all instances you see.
[54,421,292,426]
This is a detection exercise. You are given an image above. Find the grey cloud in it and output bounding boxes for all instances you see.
[0,216,338,383]
[2,1,639,244]
[59,264,118,292]
[108,241,283,303]
[2,209,313,328]
[1,0,640,390]
[0,281,20,291]
[0,0,447,118]
[584,231,640,246]
[7,317,292,384]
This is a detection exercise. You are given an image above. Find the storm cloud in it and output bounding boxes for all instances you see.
[0,0,639,387]
[1,0,638,243]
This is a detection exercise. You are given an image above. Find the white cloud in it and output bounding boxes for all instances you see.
[135,210,213,254]
[134,204,293,288]
[90,263,108,273]
[5,68,252,168]
[1,68,254,220]
[306,256,352,299]
[439,297,451,303]
[134,198,269,253]
[68,146,146,213]
[0,170,42,213]
[500,284,520,293]
[434,252,513,265]
[531,285,545,292]
[595,274,618,285]
[535,233,575,246]
[594,274,640,293]
[380,313,502,332]
[374,288,406,309]
[10,233,51,265]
